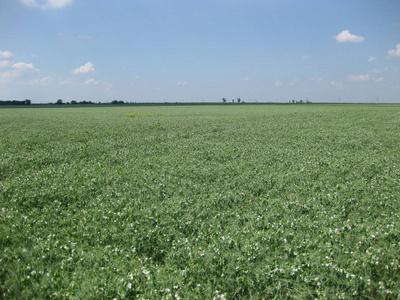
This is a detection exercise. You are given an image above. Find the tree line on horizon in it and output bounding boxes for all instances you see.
[0,99,127,105]
[1,98,313,106]
[0,99,31,105]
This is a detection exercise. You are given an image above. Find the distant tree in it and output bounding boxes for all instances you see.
[24,99,31,105]
[56,99,63,105]
[110,100,124,104]
[71,100,77,104]
[222,98,227,103]
[237,98,241,103]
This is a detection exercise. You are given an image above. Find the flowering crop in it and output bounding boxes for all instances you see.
[1,104,400,299]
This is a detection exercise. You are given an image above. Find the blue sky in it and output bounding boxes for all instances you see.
[1,0,400,103]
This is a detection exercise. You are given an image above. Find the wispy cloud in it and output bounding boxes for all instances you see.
[72,62,94,74]
[388,44,400,57]
[345,67,387,84]
[239,76,249,81]
[0,61,36,84]
[330,80,344,88]
[84,78,99,86]
[13,62,35,72]
[301,55,309,60]
[368,56,377,62]
[0,50,13,59]
[335,30,364,43]
[177,81,189,86]
[27,76,52,87]
[348,74,370,81]
[60,79,73,85]
[0,60,14,69]
[274,80,282,87]
[20,0,73,9]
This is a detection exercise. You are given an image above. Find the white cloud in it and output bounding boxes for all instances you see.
[0,61,36,83]
[274,80,282,87]
[388,44,400,57]
[368,56,377,62]
[240,76,249,81]
[0,60,14,69]
[335,30,364,43]
[60,79,73,85]
[20,0,37,6]
[347,69,384,82]
[20,0,72,9]
[47,0,72,8]
[84,78,99,86]
[39,76,52,86]
[0,50,13,59]
[13,62,34,71]
[135,75,140,79]
[289,79,298,86]
[177,81,189,86]
[301,55,309,60]
[348,74,370,81]
[72,62,94,74]
[0,71,15,83]
[27,77,52,86]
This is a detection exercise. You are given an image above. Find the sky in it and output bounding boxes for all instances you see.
[1,0,400,103]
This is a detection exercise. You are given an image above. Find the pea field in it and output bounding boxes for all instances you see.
[1,104,400,299]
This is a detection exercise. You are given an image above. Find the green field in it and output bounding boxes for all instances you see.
[1,104,400,299]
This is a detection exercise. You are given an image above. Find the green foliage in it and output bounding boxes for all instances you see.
[1,104,400,299]
[126,112,164,117]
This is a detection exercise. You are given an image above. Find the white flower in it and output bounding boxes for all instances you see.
[142,269,150,275]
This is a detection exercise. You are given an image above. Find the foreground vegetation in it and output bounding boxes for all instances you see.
[1,104,400,299]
